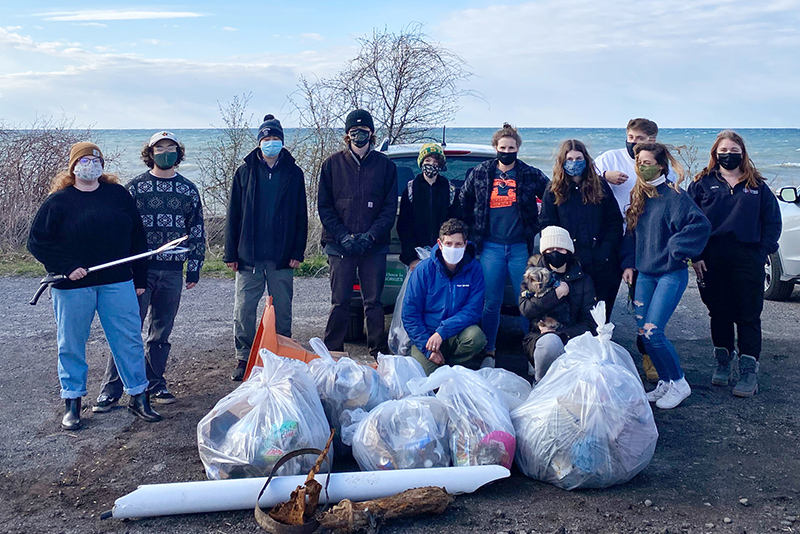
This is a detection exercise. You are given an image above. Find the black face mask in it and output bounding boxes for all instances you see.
[544,250,571,269]
[350,129,371,149]
[717,152,743,171]
[626,141,638,160]
[497,151,518,166]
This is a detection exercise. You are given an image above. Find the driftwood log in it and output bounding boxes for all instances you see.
[317,486,453,532]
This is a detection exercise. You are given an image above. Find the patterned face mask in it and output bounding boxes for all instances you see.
[563,159,586,177]
[421,163,440,179]
[74,159,104,181]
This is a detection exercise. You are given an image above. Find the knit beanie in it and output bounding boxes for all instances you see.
[345,109,374,133]
[257,114,284,143]
[69,142,104,172]
[418,143,446,168]
[539,226,575,253]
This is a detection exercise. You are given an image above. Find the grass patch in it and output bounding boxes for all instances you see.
[0,251,45,277]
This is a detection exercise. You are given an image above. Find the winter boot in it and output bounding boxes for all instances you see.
[733,354,759,397]
[128,392,162,422]
[61,398,81,430]
[711,347,735,386]
[642,353,659,383]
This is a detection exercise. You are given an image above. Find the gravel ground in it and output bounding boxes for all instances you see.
[1,275,799,534]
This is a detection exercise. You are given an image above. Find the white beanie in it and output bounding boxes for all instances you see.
[539,226,574,253]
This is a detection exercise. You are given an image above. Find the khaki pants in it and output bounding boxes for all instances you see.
[410,325,487,376]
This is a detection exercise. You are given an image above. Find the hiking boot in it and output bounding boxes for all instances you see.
[230,359,247,381]
[733,355,759,397]
[656,377,692,409]
[151,390,176,405]
[92,395,119,413]
[642,353,659,383]
[711,347,734,386]
[128,392,162,422]
[61,398,81,431]
[646,380,670,403]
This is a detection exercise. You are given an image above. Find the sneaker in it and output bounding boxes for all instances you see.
[646,380,670,403]
[92,395,119,413]
[230,359,247,381]
[527,362,535,377]
[656,377,692,409]
[151,390,176,405]
[480,356,496,369]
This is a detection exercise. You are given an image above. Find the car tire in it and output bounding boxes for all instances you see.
[344,306,366,342]
[764,252,795,301]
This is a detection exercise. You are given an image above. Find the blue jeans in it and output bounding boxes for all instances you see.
[479,241,529,352]
[634,269,688,381]
[52,280,149,399]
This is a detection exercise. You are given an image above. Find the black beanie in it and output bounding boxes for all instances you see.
[257,114,284,143]
[345,109,374,133]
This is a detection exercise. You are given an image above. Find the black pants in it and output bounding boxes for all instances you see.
[698,240,765,359]
[585,265,621,323]
[325,253,387,357]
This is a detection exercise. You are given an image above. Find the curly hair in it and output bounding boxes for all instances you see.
[140,141,186,170]
[491,123,522,148]
[625,143,685,230]
[439,218,468,240]
[49,169,120,194]
[694,130,763,189]
[550,139,605,205]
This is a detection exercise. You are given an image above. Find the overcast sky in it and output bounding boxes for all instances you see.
[1,0,798,129]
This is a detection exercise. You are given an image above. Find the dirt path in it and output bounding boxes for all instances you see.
[0,276,798,534]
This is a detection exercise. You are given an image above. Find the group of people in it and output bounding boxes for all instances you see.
[28,110,781,430]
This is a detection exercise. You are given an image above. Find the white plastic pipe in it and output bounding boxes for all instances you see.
[108,465,510,519]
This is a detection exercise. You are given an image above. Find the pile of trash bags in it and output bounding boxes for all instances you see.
[197,349,330,480]
[511,302,659,490]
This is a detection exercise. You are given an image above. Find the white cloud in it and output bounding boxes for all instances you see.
[75,22,107,28]
[4,26,22,31]
[222,27,238,32]
[36,10,205,22]
[300,33,324,41]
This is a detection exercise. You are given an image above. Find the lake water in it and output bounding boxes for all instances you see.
[91,127,800,191]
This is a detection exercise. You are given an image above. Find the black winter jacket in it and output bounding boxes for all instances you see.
[539,179,623,276]
[397,173,460,265]
[224,147,308,270]
[318,148,398,254]
[459,158,549,254]
[519,255,597,356]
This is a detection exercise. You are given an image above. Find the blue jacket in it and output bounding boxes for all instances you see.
[402,243,485,357]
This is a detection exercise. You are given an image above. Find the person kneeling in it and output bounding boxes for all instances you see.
[402,219,486,375]
[520,226,597,382]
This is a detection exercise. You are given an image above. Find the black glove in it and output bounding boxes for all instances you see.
[355,233,374,252]
[340,234,359,255]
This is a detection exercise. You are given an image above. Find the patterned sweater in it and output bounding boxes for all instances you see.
[127,171,205,284]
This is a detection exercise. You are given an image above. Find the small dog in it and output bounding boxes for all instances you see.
[521,255,570,332]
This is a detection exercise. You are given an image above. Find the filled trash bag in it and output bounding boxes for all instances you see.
[388,247,431,355]
[197,349,331,480]
[408,365,516,469]
[341,397,451,471]
[476,367,533,411]
[511,302,658,490]
[307,338,391,455]
[376,353,429,400]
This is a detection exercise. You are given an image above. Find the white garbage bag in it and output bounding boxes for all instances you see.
[476,367,533,411]
[388,247,431,355]
[376,353,429,400]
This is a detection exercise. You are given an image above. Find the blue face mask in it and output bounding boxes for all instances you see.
[563,159,587,177]
[260,140,283,158]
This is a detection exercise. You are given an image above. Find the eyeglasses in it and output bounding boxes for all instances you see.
[78,156,102,165]
[153,145,178,154]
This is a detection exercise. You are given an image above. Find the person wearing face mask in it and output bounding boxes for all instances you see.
[224,115,308,381]
[519,226,598,381]
[459,123,549,368]
[28,142,162,429]
[397,143,461,270]
[687,131,781,398]
[93,131,205,409]
[540,140,623,322]
[318,109,398,359]
[620,143,711,410]
[402,219,486,375]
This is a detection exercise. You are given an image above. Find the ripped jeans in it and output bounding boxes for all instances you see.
[633,269,688,381]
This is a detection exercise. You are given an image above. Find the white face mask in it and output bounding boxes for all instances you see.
[74,159,104,181]
[441,244,466,265]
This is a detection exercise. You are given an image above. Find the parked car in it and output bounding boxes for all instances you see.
[344,140,526,341]
[764,186,800,301]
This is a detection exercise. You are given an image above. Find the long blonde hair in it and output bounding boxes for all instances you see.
[625,143,685,230]
[550,139,604,205]
[694,130,763,189]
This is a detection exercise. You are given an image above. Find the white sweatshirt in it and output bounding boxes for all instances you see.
[594,148,678,216]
